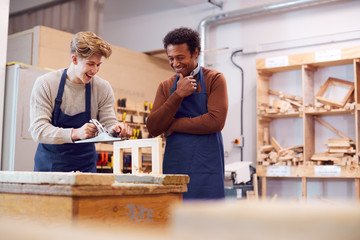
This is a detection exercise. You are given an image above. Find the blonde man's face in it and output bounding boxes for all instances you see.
[72,54,103,84]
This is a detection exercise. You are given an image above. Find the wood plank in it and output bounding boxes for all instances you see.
[0,192,182,228]
[261,177,267,199]
[260,145,274,153]
[314,116,351,140]
[271,137,282,152]
[0,171,115,186]
[355,178,360,202]
[256,165,360,178]
[302,177,307,201]
[0,182,187,197]
[171,200,360,240]
[253,173,259,200]
[76,193,181,227]
[115,174,189,185]
[0,193,73,222]
[305,108,354,115]
[268,89,302,102]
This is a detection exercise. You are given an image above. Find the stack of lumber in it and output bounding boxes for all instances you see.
[257,90,302,115]
[258,137,304,166]
[310,138,357,166]
[304,101,355,112]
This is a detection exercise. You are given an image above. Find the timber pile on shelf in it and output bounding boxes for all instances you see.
[304,100,355,112]
[258,137,304,166]
[257,90,302,115]
[310,138,357,166]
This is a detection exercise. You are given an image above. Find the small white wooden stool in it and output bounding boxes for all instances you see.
[113,138,163,174]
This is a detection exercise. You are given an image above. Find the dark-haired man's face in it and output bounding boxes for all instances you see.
[166,43,198,77]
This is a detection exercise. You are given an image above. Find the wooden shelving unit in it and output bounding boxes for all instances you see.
[256,46,360,201]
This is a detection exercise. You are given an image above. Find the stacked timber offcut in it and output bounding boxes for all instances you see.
[258,137,304,166]
[304,101,355,112]
[257,90,302,115]
[311,138,357,166]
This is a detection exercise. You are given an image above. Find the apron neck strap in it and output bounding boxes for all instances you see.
[53,69,91,125]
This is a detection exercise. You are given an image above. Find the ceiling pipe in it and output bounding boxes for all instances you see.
[198,0,352,66]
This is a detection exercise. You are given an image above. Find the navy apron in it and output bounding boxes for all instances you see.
[163,67,225,199]
[34,69,97,172]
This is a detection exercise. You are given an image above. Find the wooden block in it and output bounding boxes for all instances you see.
[272,98,292,110]
[269,151,278,161]
[284,98,302,108]
[271,137,283,152]
[263,127,269,145]
[260,145,274,153]
[328,147,355,154]
[326,141,351,147]
[311,153,342,161]
[265,108,278,114]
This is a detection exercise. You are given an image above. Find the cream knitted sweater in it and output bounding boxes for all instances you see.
[29,68,118,144]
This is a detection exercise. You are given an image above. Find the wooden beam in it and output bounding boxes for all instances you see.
[271,137,283,152]
[261,177,267,200]
[268,89,302,102]
[302,177,307,202]
[355,178,360,202]
[314,116,351,140]
[253,173,259,200]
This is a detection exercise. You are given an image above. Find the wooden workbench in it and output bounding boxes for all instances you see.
[0,171,189,228]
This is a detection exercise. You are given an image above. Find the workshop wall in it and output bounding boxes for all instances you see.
[102,0,360,165]
[102,0,360,200]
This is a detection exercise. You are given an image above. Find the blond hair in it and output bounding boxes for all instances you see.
[70,31,112,59]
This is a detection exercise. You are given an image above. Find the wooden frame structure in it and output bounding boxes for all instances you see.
[113,138,163,174]
[315,77,354,107]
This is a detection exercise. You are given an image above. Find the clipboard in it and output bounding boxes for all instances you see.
[75,132,125,144]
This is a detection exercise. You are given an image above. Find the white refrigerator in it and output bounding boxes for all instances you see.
[1,63,49,170]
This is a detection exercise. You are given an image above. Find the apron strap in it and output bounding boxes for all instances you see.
[53,69,68,126]
[53,68,92,126]
[85,82,91,114]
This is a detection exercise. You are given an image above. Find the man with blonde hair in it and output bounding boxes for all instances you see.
[29,31,130,172]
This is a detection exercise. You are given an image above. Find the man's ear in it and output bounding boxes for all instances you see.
[71,55,78,65]
[194,48,199,58]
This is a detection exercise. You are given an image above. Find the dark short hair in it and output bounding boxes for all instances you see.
[163,27,201,56]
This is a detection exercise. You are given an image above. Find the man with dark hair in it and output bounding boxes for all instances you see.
[146,27,228,199]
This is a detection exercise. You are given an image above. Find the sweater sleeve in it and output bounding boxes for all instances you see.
[96,79,119,130]
[146,80,183,137]
[29,76,73,144]
[167,72,228,135]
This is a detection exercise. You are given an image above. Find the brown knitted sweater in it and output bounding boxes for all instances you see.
[146,67,228,137]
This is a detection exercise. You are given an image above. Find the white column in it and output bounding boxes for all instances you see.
[0,0,10,168]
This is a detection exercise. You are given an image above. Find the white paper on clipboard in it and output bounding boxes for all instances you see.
[75,132,125,143]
